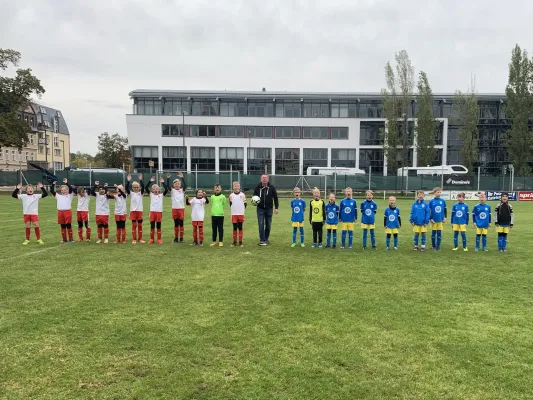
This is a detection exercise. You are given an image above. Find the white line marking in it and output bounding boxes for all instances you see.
[0,243,65,262]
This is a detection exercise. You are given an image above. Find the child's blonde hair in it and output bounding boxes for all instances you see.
[26,184,34,191]
[132,181,140,189]
[431,187,442,194]
[293,187,301,193]
[389,196,396,201]
[77,186,85,194]
[365,190,373,196]
[416,190,424,196]
[173,179,181,185]
[345,187,352,192]
[60,185,69,191]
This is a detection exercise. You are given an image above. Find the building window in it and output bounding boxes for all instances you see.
[220,101,247,117]
[331,127,348,139]
[53,118,59,133]
[275,101,301,118]
[39,146,44,154]
[162,146,187,171]
[190,147,215,171]
[24,116,29,123]
[192,99,219,116]
[54,162,63,171]
[275,148,300,175]
[161,124,186,137]
[39,106,46,114]
[331,102,351,118]
[12,150,17,161]
[53,136,59,147]
[302,127,328,139]
[248,102,274,117]
[303,149,328,173]
[132,146,158,171]
[359,149,384,174]
[274,126,300,139]
[331,149,356,168]
[29,135,34,145]
[160,99,190,116]
[190,125,216,137]
[54,149,61,156]
[303,102,329,118]
[435,121,444,145]
[25,152,28,161]
[247,126,272,138]
[219,147,244,171]
[30,117,35,127]
[30,153,34,161]
[219,126,244,137]
[0,150,3,160]
[248,148,271,174]
[398,121,415,144]
[359,121,384,145]
[46,148,50,155]
[358,101,383,118]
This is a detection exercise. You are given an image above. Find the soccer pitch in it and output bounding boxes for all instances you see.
[1,195,533,399]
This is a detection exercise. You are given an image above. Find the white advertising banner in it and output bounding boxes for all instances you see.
[450,191,481,201]
[423,191,451,201]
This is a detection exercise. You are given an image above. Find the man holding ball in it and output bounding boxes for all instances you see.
[253,174,279,246]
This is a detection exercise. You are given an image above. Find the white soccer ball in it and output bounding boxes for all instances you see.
[251,195,261,206]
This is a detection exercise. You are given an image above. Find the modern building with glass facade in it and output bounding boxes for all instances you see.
[126,90,510,175]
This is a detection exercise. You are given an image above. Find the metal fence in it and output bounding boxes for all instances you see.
[1,170,532,193]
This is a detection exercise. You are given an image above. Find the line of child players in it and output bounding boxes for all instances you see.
[12,173,247,246]
[289,186,514,252]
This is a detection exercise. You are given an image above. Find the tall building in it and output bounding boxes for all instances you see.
[126,90,513,175]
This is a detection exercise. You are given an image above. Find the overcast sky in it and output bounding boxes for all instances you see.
[2,0,530,154]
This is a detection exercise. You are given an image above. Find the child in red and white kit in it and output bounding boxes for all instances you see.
[76,186,91,242]
[186,189,209,246]
[229,181,246,247]
[112,184,127,244]
[12,182,47,245]
[167,172,187,243]
[50,178,75,242]
[126,174,144,244]
[146,176,168,244]
[92,181,115,244]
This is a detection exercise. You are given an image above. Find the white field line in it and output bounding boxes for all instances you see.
[0,243,64,263]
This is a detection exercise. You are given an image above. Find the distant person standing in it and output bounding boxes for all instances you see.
[254,174,279,246]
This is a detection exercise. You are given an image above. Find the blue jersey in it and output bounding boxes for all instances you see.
[360,200,378,225]
[384,206,401,229]
[429,197,447,223]
[472,203,492,228]
[290,199,306,223]
[410,200,430,226]
[451,202,469,225]
[339,198,357,223]
[325,202,340,225]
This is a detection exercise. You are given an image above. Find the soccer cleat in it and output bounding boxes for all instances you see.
[114,240,119,244]
[138,239,146,244]
[199,242,204,246]
[239,242,244,248]
[386,247,390,251]
[421,247,425,252]
[301,243,305,248]
[148,239,154,244]
[22,240,30,245]
[291,243,296,248]
[86,239,90,243]
[362,246,367,250]
[463,248,468,252]
[483,248,488,252]
[340,246,345,249]
[96,239,102,244]
[372,246,377,250]
[312,243,317,248]
[157,240,163,244]
[332,245,336,249]
[475,248,479,252]
[219,242,223,247]
[258,242,267,246]
[77,239,83,243]
[179,238,184,243]
[190,241,198,246]
[318,243,323,249]
[325,245,331,248]
[231,242,237,247]
[452,247,459,251]
[69,240,75,243]
[394,247,398,251]
[132,240,137,244]
[210,242,217,247]
[503,249,508,252]
[173,238,180,243]
[413,247,418,251]
[122,240,127,244]
[104,239,108,244]
[37,239,44,245]
[348,246,353,249]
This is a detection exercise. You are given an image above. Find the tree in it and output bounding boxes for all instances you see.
[96,133,130,168]
[452,81,480,173]
[0,49,45,149]
[505,44,533,175]
[70,151,105,168]
[416,71,437,166]
[381,50,415,174]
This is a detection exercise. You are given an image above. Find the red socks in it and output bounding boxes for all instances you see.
[34,227,40,240]
[61,228,67,241]
[174,227,179,239]
[25,228,30,240]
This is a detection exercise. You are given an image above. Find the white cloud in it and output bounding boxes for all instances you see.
[2,0,531,154]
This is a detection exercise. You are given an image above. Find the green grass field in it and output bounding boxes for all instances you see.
[1,194,533,399]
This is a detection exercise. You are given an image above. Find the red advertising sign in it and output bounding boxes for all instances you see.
[518,191,533,201]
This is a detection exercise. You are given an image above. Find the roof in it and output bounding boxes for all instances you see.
[32,103,70,135]
[129,89,506,102]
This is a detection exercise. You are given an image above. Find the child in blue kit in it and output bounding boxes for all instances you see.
[339,187,357,249]
[410,190,430,251]
[290,187,306,247]
[429,186,447,250]
[451,192,469,251]
[360,190,378,250]
[384,196,401,250]
[472,192,491,251]
[325,193,340,248]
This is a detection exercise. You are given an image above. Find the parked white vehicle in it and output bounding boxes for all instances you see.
[307,167,366,176]
[397,165,468,177]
